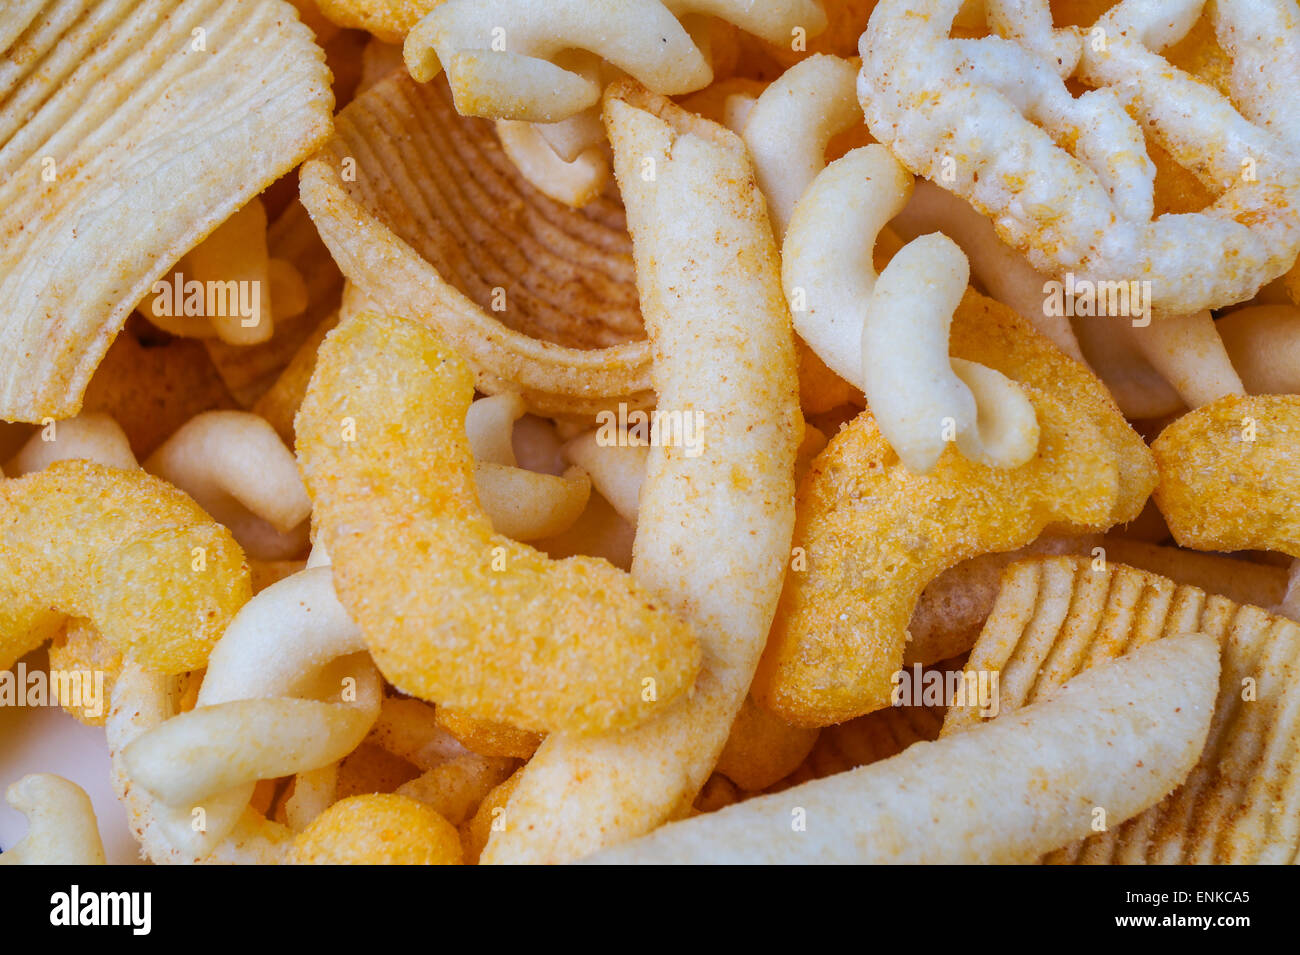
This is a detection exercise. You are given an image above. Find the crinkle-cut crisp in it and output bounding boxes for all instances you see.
[0,0,333,421]
[860,0,1300,315]
[950,556,1300,864]
[1152,395,1300,557]
[292,794,463,865]
[585,634,1219,864]
[295,309,701,735]
[299,73,654,417]
[0,461,251,674]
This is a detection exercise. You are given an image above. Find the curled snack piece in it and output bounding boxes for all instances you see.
[116,567,380,860]
[861,0,1300,315]
[951,556,1300,863]
[495,117,610,208]
[587,634,1219,864]
[404,0,827,120]
[484,84,800,864]
[145,411,312,560]
[785,146,1039,473]
[1217,305,1300,395]
[0,461,251,673]
[0,774,106,865]
[296,309,700,734]
[292,794,462,865]
[1152,395,1300,557]
[0,0,332,421]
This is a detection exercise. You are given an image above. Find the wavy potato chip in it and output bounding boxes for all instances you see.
[0,0,333,421]
[951,555,1300,863]
[1152,395,1300,557]
[296,309,701,734]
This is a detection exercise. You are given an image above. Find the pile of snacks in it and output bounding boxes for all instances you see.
[2,0,1299,865]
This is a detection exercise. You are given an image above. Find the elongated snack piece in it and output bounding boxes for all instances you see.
[299,73,655,416]
[145,412,313,561]
[5,412,137,476]
[113,567,380,863]
[753,290,1155,726]
[947,556,1300,863]
[0,461,250,674]
[1217,305,1300,395]
[0,0,333,421]
[585,634,1218,864]
[296,308,700,734]
[1152,395,1300,557]
[0,774,106,866]
[483,83,800,864]
[404,0,827,120]
[860,0,1300,316]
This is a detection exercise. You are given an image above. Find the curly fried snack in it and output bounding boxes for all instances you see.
[861,0,1300,316]
[786,145,1040,473]
[0,774,106,865]
[0,0,332,422]
[495,116,610,209]
[752,384,1117,727]
[483,84,800,863]
[561,429,647,525]
[0,461,250,674]
[1152,395,1300,557]
[296,308,700,734]
[113,567,380,862]
[715,696,819,793]
[299,72,654,417]
[145,411,312,561]
[587,634,1218,864]
[291,794,462,865]
[316,0,445,43]
[46,620,124,727]
[396,752,518,825]
[950,556,1300,863]
[435,707,541,760]
[403,0,827,121]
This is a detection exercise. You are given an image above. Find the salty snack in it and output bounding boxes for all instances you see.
[0,0,333,422]
[0,461,250,674]
[753,292,1153,727]
[949,556,1300,863]
[861,0,1300,316]
[0,775,106,866]
[296,308,701,734]
[586,635,1219,864]
[1152,395,1300,557]
[292,793,462,865]
[403,0,827,120]
[483,84,800,864]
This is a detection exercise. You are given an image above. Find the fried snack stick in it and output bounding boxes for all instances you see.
[296,310,700,734]
[0,775,106,866]
[0,0,332,422]
[1217,305,1300,395]
[404,0,826,120]
[0,461,250,674]
[5,412,136,475]
[1152,395,1300,558]
[483,84,800,864]
[586,634,1217,864]
[947,556,1300,863]
[114,567,380,862]
[861,0,1300,316]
